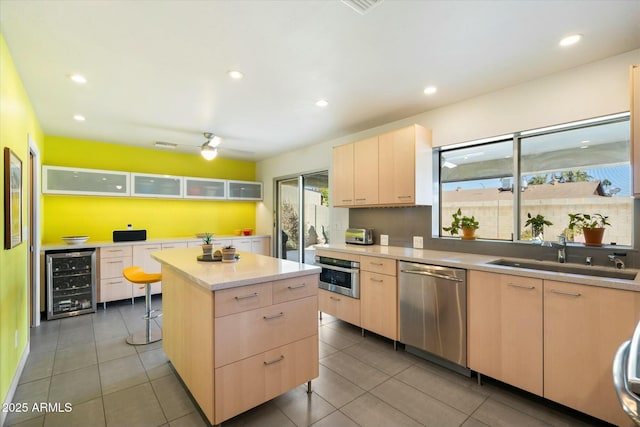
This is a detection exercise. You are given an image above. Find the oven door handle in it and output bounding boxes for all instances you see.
[316,262,359,274]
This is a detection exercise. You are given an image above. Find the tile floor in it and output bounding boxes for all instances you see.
[6,296,608,427]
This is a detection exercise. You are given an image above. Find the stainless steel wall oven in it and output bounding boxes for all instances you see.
[315,255,360,298]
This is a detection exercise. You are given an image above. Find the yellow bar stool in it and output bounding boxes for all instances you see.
[122,266,162,345]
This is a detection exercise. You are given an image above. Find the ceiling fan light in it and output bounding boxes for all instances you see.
[201,143,218,160]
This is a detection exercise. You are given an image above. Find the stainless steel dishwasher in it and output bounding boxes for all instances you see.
[399,261,467,370]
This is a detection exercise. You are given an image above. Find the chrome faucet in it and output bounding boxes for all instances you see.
[608,254,626,270]
[541,235,567,263]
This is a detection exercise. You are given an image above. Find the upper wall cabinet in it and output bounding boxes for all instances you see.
[332,124,432,208]
[227,180,263,200]
[184,177,226,200]
[43,166,130,196]
[132,173,183,198]
[632,64,640,197]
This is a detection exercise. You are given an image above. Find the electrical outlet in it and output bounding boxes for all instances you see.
[380,234,389,246]
[413,236,424,249]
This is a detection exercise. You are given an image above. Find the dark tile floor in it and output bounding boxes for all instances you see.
[6,296,605,426]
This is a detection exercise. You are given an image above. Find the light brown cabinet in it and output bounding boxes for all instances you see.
[318,288,361,326]
[332,124,432,207]
[631,64,640,196]
[467,271,543,395]
[360,256,397,340]
[544,280,640,426]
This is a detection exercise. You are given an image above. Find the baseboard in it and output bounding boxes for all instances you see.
[0,343,30,427]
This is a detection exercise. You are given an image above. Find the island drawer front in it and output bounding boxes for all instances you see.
[100,246,133,259]
[272,274,318,304]
[215,282,273,318]
[360,255,396,276]
[100,256,133,279]
[214,296,318,368]
[214,335,318,424]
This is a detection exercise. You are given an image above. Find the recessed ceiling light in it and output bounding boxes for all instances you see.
[73,114,86,122]
[316,99,329,108]
[69,74,87,84]
[559,34,582,47]
[228,70,244,79]
[423,86,437,95]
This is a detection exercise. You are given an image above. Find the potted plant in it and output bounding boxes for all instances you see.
[222,244,236,263]
[567,213,610,246]
[443,208,479,240]
[201,232,214,257]
[524,213,552,241]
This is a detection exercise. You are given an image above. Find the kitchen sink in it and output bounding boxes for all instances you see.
[487,259,638,281]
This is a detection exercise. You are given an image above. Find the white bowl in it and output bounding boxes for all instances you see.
[62,236,89,245]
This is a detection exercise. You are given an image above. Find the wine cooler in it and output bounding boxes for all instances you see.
[46,249,96,320]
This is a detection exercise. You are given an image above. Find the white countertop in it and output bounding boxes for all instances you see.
[316,243,640,292]
[152,247,320,292]
[41,234,270,251]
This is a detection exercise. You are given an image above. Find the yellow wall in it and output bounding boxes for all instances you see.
[0,34,44,406]
[43,136,258,242]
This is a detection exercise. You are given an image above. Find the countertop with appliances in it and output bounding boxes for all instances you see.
[152,246,320,291]
[315,243,640,292]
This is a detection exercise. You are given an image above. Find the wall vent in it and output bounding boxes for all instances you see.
[341,0,384,15]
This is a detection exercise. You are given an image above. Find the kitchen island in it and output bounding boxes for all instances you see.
[152,247,320,425]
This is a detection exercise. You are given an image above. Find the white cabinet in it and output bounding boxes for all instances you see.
[131,241,188,296]
[131,173,183,198]
[232,237,271,256]
[184,177,226,200]
[43,166,130,196]
[227,180,263,200]
[98,246,133,304]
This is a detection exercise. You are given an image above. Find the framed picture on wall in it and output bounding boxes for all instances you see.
[4,147,23,249]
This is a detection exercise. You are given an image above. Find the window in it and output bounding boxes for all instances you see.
[439,113,632,246]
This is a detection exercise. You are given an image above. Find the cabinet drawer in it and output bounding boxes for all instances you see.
[318,289,361,326]
[215,296,317,368]
[272,274,318,304]
[99,278,132,302]
[100,246,133,258]
[215,282,273,318]
[214,335,318,424]
[100,256,132,279]
[361,256,396,276]
[360,271,397,340]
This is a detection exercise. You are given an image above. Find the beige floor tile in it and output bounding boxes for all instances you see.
[43,397,105,427]
[311,365,366,408]
[151,373,196,422]
[52,343,97,375]
[95,336,137,363]
[99,354,148,395]
[311,410,360,427]
[48,365,101,406]
[341,393,422,427]
[222,401,296,427]
[472,397,553,427]
[343,338,414,376]
[103,382,166,427]
[273,385,336,426]
[167,411,208,427]
[318,325,362,350]
[19,351,55,384]
[139,347,172,380]
[320,352,389,391]
[5,378,50,426]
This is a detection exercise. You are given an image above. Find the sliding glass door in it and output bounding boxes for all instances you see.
[276,171,329,264]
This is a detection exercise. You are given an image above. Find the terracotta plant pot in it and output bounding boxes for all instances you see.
[582,227,605,246]
[461,227,476,240]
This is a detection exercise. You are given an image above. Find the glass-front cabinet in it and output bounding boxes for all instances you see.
[131,173,183,198]
[227,180,263,200]
[184,177,226,200]
[43,166,130,196]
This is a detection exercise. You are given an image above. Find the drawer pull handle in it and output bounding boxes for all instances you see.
[550,289,581,297]
[508,283,535,290]
[341,199,352,202]
[107,280,121,285]
[264,355,285,366]
[398,195,412,199]
[329,296,341,301]
[355,198,366,201]
[107,261,123,264]
[235,292,258,301]
[370,262,383,266]
[370,278,384,283]
[288,283,306,290]
[263,312,284,320]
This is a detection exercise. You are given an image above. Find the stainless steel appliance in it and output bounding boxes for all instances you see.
[613,320,640,425]
[315,255,360,298]
[345,228,373,245]
[399,261,467,370]
[46,249,96,320]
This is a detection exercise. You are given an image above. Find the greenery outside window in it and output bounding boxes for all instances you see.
[439,113,632,246]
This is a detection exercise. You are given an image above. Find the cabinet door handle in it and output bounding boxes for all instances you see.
[288,283,306,290]
[234,292,258,301]
[370,278,384,283]
[107,261,123,264]
[508,283,535,290]
[355,198,366,201]
[550,289,581,297]
[369,262,383,266]
[398,195,412,199]
[329,296,341,301]
[341,199,352,202]
[263,355,285,366]
[106,280,121,285]
[263,312,284,320]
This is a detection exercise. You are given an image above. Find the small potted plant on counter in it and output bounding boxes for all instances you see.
[567,213,610,246]
[222,244,237,263]
[524,213,552,242]
[443,208,479,240]
[201,232,214,257]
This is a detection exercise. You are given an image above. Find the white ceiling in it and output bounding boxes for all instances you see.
[1,0,639,161]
